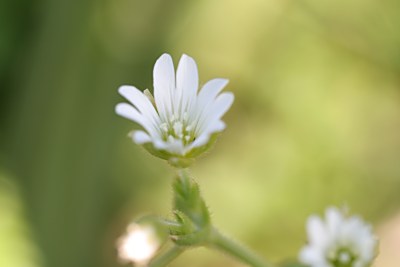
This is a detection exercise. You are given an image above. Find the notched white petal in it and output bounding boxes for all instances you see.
[118,85,140,101]
[197,92,234,134]
[214,92,235,115]
[118,86,156,115]
[154,54,175,89]
[154,53,175,119]
[177,54,199,111]
[115,103,144,125]
[198,78,229,104]
[191,120,224,148]
[118,85,160,129]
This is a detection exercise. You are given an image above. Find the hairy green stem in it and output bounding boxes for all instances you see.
[208,228,275,267]
[148,245,184,267]
[177,168,190,182]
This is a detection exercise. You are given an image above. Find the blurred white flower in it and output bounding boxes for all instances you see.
[116,53,234,166]
[117,223,161,265]
[299,207,377,267]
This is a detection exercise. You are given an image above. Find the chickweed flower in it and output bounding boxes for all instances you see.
[117,223,162,265]
[116,53,234,167]
[299,207,377,267]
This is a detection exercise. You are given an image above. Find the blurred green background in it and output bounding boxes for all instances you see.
[1,0,400,266]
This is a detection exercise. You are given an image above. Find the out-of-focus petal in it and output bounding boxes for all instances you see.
[307,215,327,247]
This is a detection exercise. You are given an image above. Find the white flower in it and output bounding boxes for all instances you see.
[117,223,161,265]
[299,207,377,267]
[115,53,234,166]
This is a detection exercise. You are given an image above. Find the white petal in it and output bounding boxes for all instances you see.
[131,131,152,144]
[167,141,185,155]
[207,120,226,133]
[176,54,198,114]
[118,86,161,135]
[341,217,358,240]
[154,139,168,150]
[196,92,234,135]
[360,238,376,261]
[189,120,225,149]
[118,86,159,120]
[116,103,158,138]
[210,92,234,120]
[153,53,175,120]
[326,207,343,237]
[154,138,184,155]
[299,247,326,265]
[197,79,229,108]
[116,103,144,125]
[191,79,228,121]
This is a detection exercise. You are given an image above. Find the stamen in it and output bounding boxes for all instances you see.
[186,124,194,132]
[183,112,188,121]
[173,112,179,122]
[159,115,196,144]
[173,122,183,136]
[160,123,168,133]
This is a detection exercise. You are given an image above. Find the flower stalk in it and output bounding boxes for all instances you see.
[208,228,275,267]
[148,246,184,267]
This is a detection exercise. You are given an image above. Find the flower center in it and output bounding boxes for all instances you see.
[327,247,357,267]
[159,112,196,145]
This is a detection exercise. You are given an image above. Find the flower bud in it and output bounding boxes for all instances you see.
[117,219,167,265]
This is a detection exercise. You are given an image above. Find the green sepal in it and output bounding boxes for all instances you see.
[173,171,211,228]
[185,132,220,159]
[171,230,209,247]
[168,157,194,168]
[170,170,212,247]
[170,211,197,235]
[142,142,172,160]
[140,132,222,168]
[170,211,210,247]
